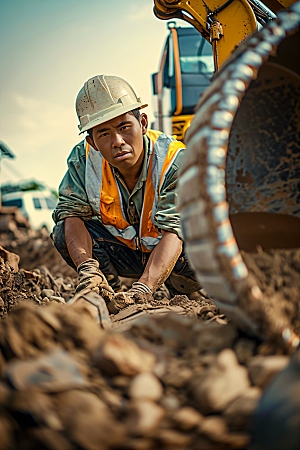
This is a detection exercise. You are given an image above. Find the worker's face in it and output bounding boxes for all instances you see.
[86,112,148,172]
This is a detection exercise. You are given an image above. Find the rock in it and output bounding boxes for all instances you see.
[191,349,250,414]
[9,390,63,430]
[42,289,55,298]
[172,406,203,430]
[234,338,256,364]
[224,387,261,429]
[248,355,290,388]
[0,246,20,271]
[0,381,11,404]
[128,400,165,434]
[96,334,156,376]
[50,296,65,303]
[5,349,89,392]
[129,372,163,401]
[195,324,236,354]
[160,395,180,411]
[55,390,126,449]
[0,414,15,450]
[162,366,193,388]
[122,438,154,450]
[199,416,229,443]
[157,429,192,448]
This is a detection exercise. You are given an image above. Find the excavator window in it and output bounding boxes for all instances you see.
[178,33,214,74]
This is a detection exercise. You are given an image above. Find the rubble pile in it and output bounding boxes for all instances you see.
[0,253,77,319]
[0,229,76,277]
[0,300,291,450]
[0,234,299,449]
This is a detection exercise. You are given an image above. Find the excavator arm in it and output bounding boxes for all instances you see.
[154,0,256,69]
[154,0,295,69]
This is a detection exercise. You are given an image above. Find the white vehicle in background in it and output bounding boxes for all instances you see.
[1,190,57,232]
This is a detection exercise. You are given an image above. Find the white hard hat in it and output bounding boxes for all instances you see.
[76,75,148,134]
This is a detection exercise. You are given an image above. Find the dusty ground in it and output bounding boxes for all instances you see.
[242,247,300,336]
[0,231,299,450]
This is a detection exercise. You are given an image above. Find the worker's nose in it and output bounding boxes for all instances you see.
[112,132,125,147]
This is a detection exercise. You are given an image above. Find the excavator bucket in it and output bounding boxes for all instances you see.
[177,2,300,342]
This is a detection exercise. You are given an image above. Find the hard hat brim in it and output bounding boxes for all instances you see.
[79,102,148,134]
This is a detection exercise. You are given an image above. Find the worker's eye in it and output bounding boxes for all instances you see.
[120,125,130,131]
[99,132,109,138]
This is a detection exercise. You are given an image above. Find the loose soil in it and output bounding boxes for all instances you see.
[0,230,299,450]
[241,247,300,335]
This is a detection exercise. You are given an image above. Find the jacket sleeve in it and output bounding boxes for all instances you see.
[52,142,94,223]
[153,149,185,240]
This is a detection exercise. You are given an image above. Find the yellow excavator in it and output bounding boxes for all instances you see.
[153,0,300,343]
[151,0,285,138]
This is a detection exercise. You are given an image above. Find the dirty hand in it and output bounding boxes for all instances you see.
[107,282,152,314]
[76,259,114,300]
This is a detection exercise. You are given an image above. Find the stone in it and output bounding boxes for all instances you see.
[56,390,126,449]
[162,367,193,388]
[5,349,89,392]
[50,296,65,303]
[160,395,180,411]
[42,289,55,298]
[157,429,192,448]
[0,382,10,404]
[195,324,236,354]
[96,334,155,377]
[129,372,163,401]
[199,416,229,443]
[128,400,165,434]
[172,406,203,430]
[248,355,290,388]
[191,349,250,414]
[223,387,261,429]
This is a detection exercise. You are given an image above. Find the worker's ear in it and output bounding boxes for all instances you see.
[140,113,148,135]
[86,135,98,151]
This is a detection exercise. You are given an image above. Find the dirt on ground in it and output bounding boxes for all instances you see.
[241,247,300,336]
[0,230,299,450]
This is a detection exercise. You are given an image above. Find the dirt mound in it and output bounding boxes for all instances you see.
[0,235,299,449]
[0,300,285,450]
[1,229,76,277]
[0,254,77,319]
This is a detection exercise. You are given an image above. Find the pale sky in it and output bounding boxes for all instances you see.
[0,0,182,190]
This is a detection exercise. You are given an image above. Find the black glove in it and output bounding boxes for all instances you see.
[76,259,114,301]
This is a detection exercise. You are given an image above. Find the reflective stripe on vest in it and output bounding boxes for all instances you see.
[85,131,184,251]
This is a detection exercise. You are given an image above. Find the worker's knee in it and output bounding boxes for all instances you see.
[168,250,200,294]
[168,272,200,294]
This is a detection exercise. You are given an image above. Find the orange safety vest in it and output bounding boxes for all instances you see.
[85,130,184,252]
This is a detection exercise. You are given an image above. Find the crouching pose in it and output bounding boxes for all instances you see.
[52,75,200,308]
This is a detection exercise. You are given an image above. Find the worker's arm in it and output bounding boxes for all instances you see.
[138,230,183,292]
[64,217,92,267]
[53,142,93,224]
[64,217,113,296]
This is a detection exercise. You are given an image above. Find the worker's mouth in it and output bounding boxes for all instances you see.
[114,150,132,161]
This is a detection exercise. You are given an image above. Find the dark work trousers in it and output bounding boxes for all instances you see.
[52,218,199,293]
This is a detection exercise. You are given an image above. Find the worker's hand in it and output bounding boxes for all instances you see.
[76,258,114,302]
[107,282,152,314]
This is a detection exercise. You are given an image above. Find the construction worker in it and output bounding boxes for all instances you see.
[52,75,200,309]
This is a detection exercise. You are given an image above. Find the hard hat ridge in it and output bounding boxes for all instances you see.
[76,75,148,134]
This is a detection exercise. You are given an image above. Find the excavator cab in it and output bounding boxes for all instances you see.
[151,23,214,140]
